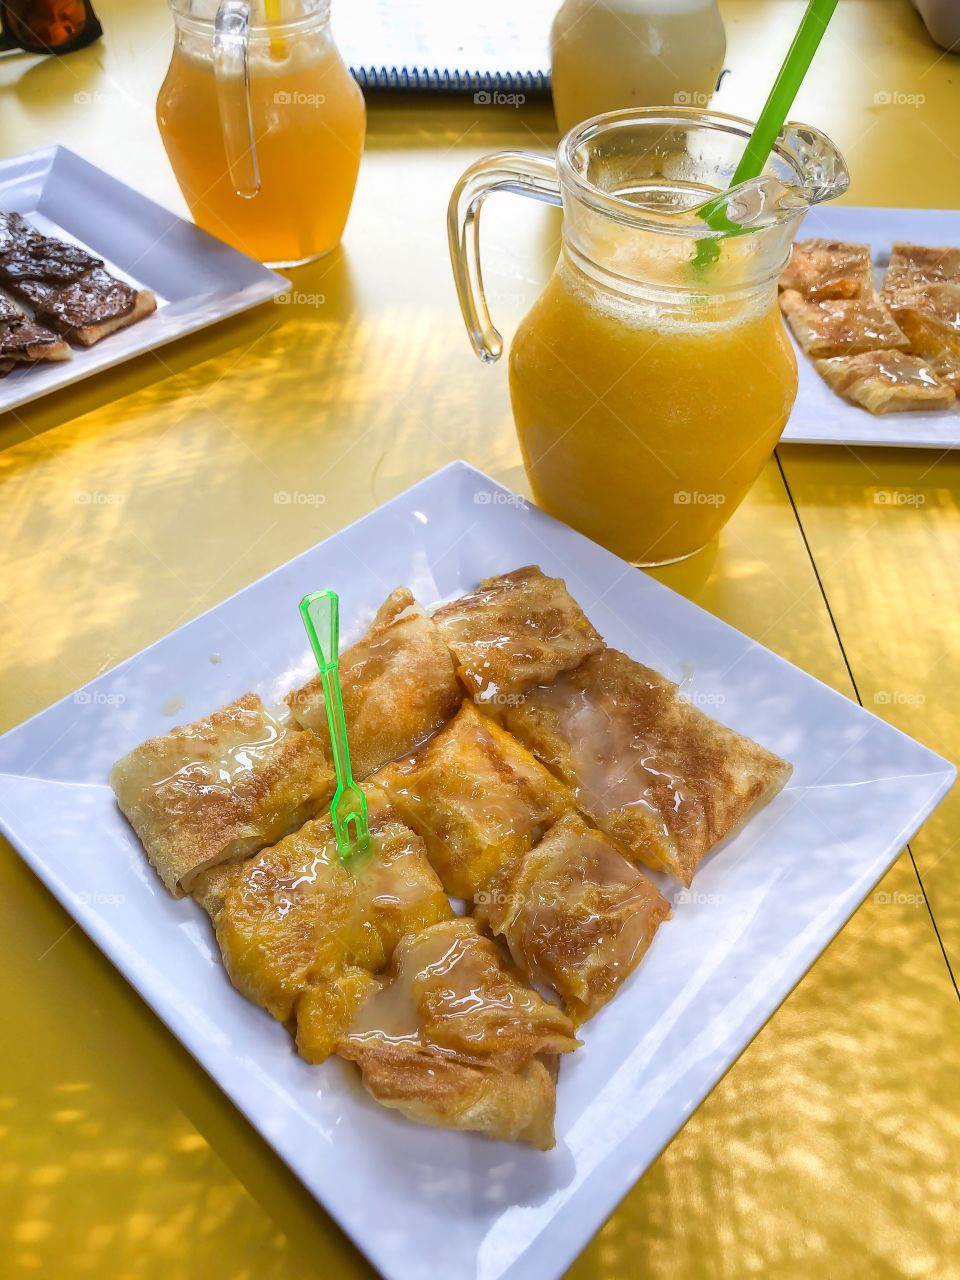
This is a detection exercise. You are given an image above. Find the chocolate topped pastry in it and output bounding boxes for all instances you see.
[0,210,156,347]
[17,268,140,340]
[0,292,71,364]
[0,212,101,284]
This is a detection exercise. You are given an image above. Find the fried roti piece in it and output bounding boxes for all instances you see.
[476,812,671,1022]
[287,588,461,778]
[879,244,960,324]
[502,649,792,887]
[887,241,960,285]
[111,693,335,897]
[927,350,960,394]
[881,282,960,363]
[373,701,575,898]
[778,238,873,300]
[780,288,909,358]
[216,788,452,1061]
[190,860,246,921]
[338,1044,561,1149]
[376,704,666,1021]
[432,565,602,703]
[815,350,956,414]
[337,918,579,1149]
[296,968,381,1064]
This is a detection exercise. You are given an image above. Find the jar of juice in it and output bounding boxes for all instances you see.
[157,0,365,266]
[447,109,848,565]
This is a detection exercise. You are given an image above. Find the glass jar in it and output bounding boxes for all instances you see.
[157,0,365,266]
[448,109,848,565]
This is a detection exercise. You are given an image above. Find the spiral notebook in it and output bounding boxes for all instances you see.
[334,0,553,94]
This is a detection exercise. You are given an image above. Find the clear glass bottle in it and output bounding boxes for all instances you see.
[550,0,726,135]
[157,0,365,266]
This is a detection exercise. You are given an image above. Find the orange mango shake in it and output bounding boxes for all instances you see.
[509,256,797,565]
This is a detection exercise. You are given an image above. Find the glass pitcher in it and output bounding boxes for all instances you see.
[157,0,365,267]
[448,108,848,566]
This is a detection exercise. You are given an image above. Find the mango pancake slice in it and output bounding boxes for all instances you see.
[286,587,461,779]
[502,648,792,887]
[216,788,452,1056]
[881,282,960,362]
[432,565,602,703]
[779,237,873,300]
[373,701,575,898]
[780,288,910,358]
[815,350,956,414]
[887,241,960,284]
[111,692,335,897]
[476,811,671,1022]
[337,917,579,1149]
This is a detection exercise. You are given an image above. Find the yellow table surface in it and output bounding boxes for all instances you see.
[2,1,959,1276]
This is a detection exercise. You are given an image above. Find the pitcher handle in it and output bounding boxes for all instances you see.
[447,152,562,363]
[214,0,260,199]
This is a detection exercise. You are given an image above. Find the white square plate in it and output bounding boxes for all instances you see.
[782,205,960,448]
[0,462,953,1280]
[0,146,287,413]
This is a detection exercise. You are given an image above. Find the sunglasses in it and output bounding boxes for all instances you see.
[0,0,102,55]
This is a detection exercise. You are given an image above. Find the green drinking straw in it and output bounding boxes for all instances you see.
[299,589,369,860]
[695,0,841,268]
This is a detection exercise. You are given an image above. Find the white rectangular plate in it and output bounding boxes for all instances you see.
[0,462,953,1280]
[0,146,287,413]
[782,205,960,448]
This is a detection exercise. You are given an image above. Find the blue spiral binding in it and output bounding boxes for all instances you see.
[350,65,551,95]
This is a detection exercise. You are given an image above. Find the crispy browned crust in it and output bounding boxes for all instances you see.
[887,242,960,283]
[372,701,576,898]
[881,282,960,362]
[778,238,873,300]
[476,811,671,1022]
[286,587,461,778]
[927,350,960,393]
[815,350,956,414]
[336,918,579,1148]
[215,787,452,1037]
[0,328,71,361]
[110,692,336,896]
[502,649,792,887]
[780,289,909,358]
[337,1041,561,1149]
[1,330,72,362]
[432,565,603,702]
[190,860,245,920]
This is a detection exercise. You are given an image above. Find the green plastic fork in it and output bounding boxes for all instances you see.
[299,589,370,860]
